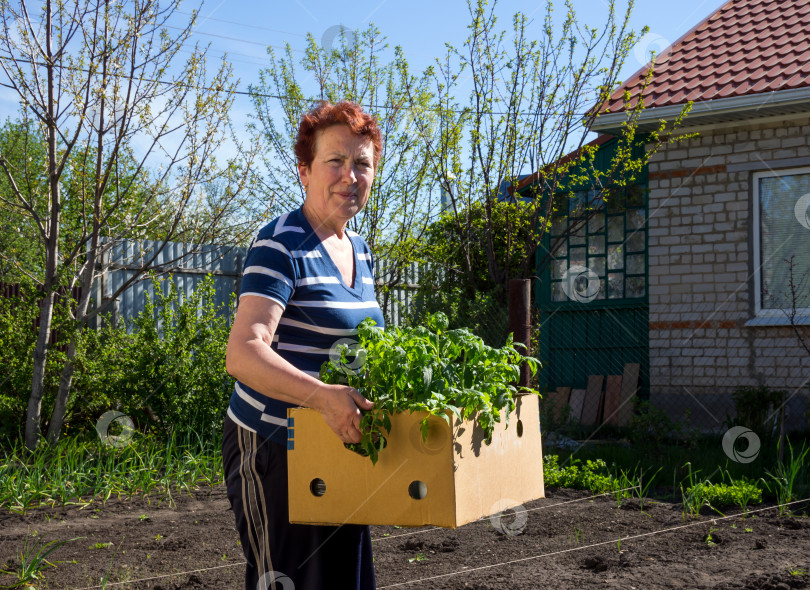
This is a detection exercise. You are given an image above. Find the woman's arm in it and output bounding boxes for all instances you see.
[225,295,372,444]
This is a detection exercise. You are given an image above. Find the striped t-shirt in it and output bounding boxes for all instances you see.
[226,207,385,445]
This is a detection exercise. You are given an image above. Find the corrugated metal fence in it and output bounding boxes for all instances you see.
[97,239,424,329]
[375,258,428,327]
[97,239,247,329]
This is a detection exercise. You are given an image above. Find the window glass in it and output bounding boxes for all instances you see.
[626,231,645,253]
[549,185,647,302]
[607,245,624,270]
[626,254,645,275]
[758,171,810,311]
[588,235,605,256]
[607,216,624,242]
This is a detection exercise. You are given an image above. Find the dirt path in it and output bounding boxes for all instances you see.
[1,486,809,589]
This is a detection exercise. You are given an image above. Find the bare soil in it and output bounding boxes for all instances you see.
[1,486,809,589]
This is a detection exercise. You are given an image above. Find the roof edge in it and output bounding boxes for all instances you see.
[591,86,810,134]
[602,0,734,111]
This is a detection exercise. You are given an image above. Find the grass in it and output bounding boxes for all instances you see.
[764,439,810,516]
[0,529,82,588]
[544,433,810,519]
[0,428,223,514]
[546,433,810,506]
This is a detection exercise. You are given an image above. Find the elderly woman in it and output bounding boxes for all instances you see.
[223,101,383,590]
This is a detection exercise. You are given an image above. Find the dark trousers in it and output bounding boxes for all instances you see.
[222,414,376,590]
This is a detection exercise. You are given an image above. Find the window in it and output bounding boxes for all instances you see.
[549,186,646,303]
[752,167,810,322]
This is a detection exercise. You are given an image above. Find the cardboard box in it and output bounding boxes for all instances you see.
[286,394,544,528]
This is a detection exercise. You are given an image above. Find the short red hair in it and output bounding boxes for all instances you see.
[294,101,382,168]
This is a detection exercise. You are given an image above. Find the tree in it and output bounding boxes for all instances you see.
[414,0,689,305]
[0,0,255,449]
[0,119,46,281]
[248,24,439,317]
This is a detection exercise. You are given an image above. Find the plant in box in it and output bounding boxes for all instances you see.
[319,312,541,464]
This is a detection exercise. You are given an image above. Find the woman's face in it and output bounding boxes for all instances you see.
[298,124,376,229]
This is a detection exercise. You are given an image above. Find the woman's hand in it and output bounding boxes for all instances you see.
[317,384,373,444]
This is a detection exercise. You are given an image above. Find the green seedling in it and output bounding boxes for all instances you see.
[408,552,427,563]
[90,542,114,550]
[571,527,585,545]
[0,529,82,588]
[320,313,540,464]
[744,527,753,533]
[788,568,808,576]
[765,438,809,517]
[705,527,718,547]
[0,427,225,514]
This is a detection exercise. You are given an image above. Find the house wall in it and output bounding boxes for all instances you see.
[646,114,810,431]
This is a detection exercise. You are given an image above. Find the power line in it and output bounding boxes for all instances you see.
[165,24,305,54]
[176,9,308,38]
[0,53,599,119]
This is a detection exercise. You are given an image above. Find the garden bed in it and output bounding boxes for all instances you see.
[1,485,809,589]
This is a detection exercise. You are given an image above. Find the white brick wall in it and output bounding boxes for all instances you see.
[646,115,810,426]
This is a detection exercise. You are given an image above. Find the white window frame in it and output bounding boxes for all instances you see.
[751,165,810,325]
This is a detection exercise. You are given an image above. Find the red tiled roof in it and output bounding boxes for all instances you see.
[603,0,810,112]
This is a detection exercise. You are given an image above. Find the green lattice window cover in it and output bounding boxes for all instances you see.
[549,187,646,303]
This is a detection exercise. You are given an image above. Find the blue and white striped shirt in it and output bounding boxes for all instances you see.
[227,207,385,445]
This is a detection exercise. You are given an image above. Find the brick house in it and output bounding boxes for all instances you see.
[529,0,810,430]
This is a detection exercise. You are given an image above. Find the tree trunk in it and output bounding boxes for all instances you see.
[46,255,97,444]
[46,336,79,444]
[25,290,56,450]
[25,0,61,450]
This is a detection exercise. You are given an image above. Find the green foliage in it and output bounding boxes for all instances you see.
[0,120,46,282]
[686,481,763,511]
[320,312,540,464]
[0,275,232,443]
[0,428,223,514]
[764,438,810,516]
[727,386,783,440]
[627,400,692,448]
[412,201,535,346]
[0,283,73,443]
[71,275,233,437]
[0,529,81,587]
[543,455,624,494]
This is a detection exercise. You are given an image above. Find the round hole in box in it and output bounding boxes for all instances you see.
[310,478,326,497]
[408,480,427,500]
[516,420,524,437]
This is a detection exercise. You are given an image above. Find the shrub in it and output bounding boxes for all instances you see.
[0,283,72,444]
[727,386,783,441]
[70,275,234,438]
[686,480,763,510]
[543,455,621,493]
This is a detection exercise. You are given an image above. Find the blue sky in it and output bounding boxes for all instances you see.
[182,0,722,79]
[0,0,724,151]
[179,0,724,145]
[182,0,723,86]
